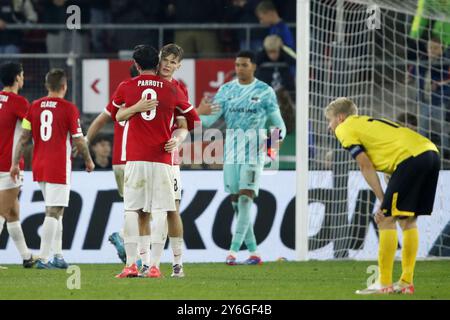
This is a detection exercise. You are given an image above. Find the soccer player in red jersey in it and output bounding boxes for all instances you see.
[156,43,220,278]
[99,51,216,271]
[86,66,140,199]
[113,45,200,278]
[86,66,157,265]
[10,69,94,269]
[0,62,35,268]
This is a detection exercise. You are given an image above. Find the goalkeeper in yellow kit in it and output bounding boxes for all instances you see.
[325,97,440,295]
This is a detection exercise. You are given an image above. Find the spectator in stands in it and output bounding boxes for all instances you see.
[164,0,223,57]
[255,35,295,91]
[409,0,450,160]
[90,0,111,53]
[88,135,112,170]
[41,0,90,69]
[272,0,295,23]
[0,0,37,54]
[111,0,161,52]
[428,38,450,158]
[255,0,295,50]
[223,0,265,51]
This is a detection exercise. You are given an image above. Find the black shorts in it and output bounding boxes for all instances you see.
[381,150,440,218]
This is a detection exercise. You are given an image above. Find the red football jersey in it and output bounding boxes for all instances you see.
[0,91,29,171]
[25,97,83,184]
[112,74,199,165]
[171,79,189,166]
[105,85,126,165]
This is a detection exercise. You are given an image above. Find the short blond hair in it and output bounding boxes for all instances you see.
[263,35,283,51]
[325,97,358,117]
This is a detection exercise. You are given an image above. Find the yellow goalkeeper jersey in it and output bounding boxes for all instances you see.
[335,115,438,174]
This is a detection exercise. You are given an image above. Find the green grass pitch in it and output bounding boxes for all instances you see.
[0,260,449,300]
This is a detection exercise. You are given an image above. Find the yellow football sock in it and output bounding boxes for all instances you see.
[400,228,419,284]
[378,229,397,286]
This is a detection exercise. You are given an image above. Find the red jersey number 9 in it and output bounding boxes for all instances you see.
[141,88,157,121]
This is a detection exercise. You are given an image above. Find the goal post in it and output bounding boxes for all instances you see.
[296,0,310,261]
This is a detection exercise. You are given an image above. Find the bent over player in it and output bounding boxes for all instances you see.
[325,97,440,295]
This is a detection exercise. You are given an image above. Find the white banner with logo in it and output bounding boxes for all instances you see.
[0,171,448,263]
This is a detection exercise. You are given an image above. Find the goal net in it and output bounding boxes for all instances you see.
[306,0,450,259]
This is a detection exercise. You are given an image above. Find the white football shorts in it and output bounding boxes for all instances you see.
[38,182,70,207]
[124,161,176,213]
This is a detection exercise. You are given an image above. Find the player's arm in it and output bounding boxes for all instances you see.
[10,122,32,183]
[267,109,287,149]
[73,136,95,172]
[86,111,111,145]
[196,97,220,116]
[355,151,384,203]
[265,87,287,152]
[335,124,384,203]
[165,117,188,153]
[69,104,95,172]
[115,97,158,122]
[199,86,226,127]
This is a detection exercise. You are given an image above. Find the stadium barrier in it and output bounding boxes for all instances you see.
[0,171,448,263]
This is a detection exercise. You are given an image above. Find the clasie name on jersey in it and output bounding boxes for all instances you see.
[137,80,164,88]
[40,101,58,108]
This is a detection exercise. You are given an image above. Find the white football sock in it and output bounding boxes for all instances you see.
[150,211,167,268]
[123,211,139,266]
[229,250,238,258]
[170,237,183,266]
[40,217,58,263]
[139,235,151,266]
[7,221,31,260]
[53,216,63,257]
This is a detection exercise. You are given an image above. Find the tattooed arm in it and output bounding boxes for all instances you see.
[10,129,32,183]
[73,136,95,172]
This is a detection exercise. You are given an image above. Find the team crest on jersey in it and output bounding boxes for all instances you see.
[250,96,260,103]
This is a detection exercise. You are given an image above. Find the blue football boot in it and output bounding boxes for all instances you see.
[36,259,58,269]
[51,255,69,269]
[108,232,126,263]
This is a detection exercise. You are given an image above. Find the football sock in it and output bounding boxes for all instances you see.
[229,250,238,258]
[123,211,139,266]
[230,195,252,253]
[170,237,183,266]
[139,235,151,267]
[53,216,63,257]
[151,211,167,268]
[232,200,258,254]
[244,225,258,254]
[378,229,397,286]
[7,221,31,260]
[0,216,5,236]
[40,217,58,263]
[400,228,419,284]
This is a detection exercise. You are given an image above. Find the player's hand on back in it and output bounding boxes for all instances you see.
[164,137,180,153]
[133,97,158,113]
